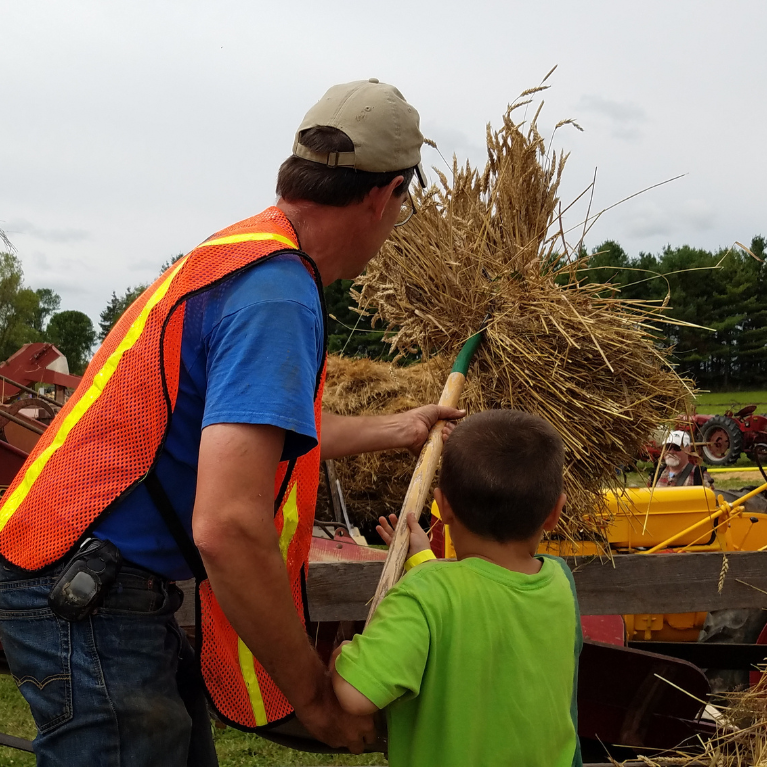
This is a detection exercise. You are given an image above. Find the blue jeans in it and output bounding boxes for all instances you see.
[0,560,218,767]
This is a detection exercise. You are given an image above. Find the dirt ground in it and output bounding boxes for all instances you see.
[710,469,767,481]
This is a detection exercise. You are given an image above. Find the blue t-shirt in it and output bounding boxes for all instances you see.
[93,254,325,580]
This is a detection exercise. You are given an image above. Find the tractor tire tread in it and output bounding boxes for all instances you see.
[700,415,744,466]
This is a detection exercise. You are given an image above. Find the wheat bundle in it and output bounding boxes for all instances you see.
[319,356,436,522]
[347,86,693,541]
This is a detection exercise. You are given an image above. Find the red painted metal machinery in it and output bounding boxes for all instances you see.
[644,405,767,466]
[0,343,81,492]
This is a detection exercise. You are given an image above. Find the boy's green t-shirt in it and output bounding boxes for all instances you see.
[335,555,582,767]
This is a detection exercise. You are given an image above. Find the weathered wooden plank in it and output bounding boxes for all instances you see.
[305,552,767,622]
[174,552,767,627]
[568,551,767,615]
[307,561,384,623]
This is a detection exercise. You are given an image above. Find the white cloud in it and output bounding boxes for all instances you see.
[623,202,675,239]
[576,95,648,141]
[680,199,715,231]
[0,0,764,319]
[619,198,715,242]
[5,218,89,244]
[420,123,487,173]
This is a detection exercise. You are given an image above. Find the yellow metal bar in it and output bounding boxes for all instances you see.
[640,482,767,555]
[642,506,725,554]
[727,481,767,507]
[708,467,765,474]
[674,516,736,552]
[677,512,767,552]
[673,544,730,553]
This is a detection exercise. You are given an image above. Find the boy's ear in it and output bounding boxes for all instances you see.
[433,487,456,527]
[542,493,567,532]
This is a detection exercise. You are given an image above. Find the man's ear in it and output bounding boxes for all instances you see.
[542,493,567,533]
[366,175,405,221]
[434,487,456,527]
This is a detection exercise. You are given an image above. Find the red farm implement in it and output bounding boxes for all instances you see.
[0,343,81,492]
[645,405,767,467]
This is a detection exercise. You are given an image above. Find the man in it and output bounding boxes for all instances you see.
[0,79,462,766]
[655,430,713,487]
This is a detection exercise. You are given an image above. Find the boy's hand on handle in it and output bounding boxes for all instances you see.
[377,512,431,559]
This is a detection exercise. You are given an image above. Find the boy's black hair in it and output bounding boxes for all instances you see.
[438,409,564,542]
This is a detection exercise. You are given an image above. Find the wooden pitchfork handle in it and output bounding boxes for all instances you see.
[365,326,487,626]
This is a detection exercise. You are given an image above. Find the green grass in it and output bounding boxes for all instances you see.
[624,470,762,492]
[213,730,385,766]
[0,675,35,767]
[694,390,767,415]
[0,676,385,767]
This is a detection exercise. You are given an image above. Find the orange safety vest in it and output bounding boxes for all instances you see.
[0,207,327,730]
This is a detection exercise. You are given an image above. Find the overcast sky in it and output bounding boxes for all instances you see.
[2,0,765,325]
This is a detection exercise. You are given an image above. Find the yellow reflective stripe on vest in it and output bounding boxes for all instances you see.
[278,484,299,562]
[199,232,297,250]
[0,257,189,533]
[237,483,300,725]
[237,639,269,726]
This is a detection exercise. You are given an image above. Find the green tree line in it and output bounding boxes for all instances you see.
[577,235,767,390]
[1,235,763,388]
[0,249,183,376]
[0,251,95,375]
[324,279,394,359]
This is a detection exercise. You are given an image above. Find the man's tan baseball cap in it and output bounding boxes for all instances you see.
[293,78,426,187]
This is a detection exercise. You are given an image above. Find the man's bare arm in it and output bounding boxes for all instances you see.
[321,406,464,460]
[193,422,375,752]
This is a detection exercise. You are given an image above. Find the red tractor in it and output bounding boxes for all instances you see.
[693,405,767,466]
[645,406,767,467]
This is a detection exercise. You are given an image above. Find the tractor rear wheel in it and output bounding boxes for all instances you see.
[699,415,743,466]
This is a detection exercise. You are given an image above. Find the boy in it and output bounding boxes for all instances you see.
[331,409,582,767]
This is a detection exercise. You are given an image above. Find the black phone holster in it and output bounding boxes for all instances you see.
[48,538,123,621]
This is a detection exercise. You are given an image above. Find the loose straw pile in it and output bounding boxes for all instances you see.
[341,85,693,541]
[319,356,436,522]
[618,670,767,766]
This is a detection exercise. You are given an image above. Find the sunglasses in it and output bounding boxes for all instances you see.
[665,444,682,452]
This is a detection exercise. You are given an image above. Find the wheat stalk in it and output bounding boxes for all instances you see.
[335,82,694,540]
[718,553,730,594]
